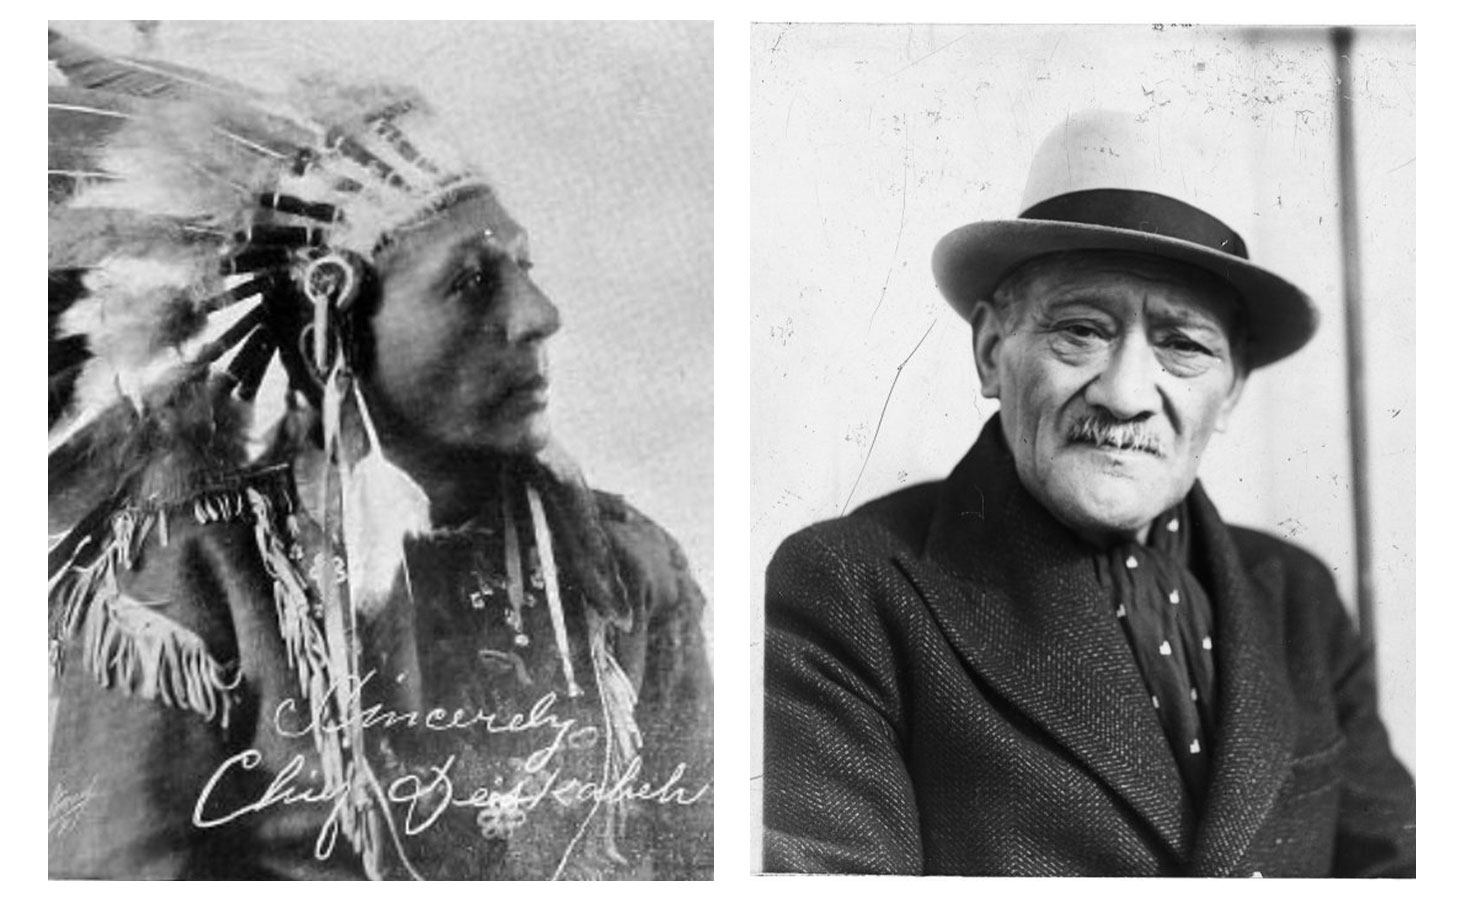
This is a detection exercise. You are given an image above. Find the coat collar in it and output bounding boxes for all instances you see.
[1182,479,1298,875]
[897,416,1296,872]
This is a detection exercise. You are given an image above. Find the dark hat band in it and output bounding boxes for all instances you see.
[1021,189,1248,260]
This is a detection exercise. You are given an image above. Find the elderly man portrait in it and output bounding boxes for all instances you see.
[754,25,1414,877]
[48,22,712,880]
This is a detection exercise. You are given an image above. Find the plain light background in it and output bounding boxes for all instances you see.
[750,24,1416,844]
[50,19,716,606]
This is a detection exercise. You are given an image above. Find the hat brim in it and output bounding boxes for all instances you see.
[932,219,1319,369]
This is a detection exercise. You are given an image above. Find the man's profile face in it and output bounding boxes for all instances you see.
[365,190,561,456]
[972,251,1246,544]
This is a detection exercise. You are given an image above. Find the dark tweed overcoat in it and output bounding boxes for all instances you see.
[763,417,1415,876]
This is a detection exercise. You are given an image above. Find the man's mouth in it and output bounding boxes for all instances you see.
[499,374,550,410]
[1066,418,1166,457]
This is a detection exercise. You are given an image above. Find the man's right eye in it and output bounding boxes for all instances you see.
[451,266,499,298]
[1057,321,1105,341]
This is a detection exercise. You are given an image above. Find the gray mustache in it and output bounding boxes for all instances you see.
[1067,416,1167,456]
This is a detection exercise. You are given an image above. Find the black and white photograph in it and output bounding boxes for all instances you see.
[752,23,1415,876]
[47,20,712,879]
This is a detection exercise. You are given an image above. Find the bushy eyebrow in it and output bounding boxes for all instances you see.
[1033,295,1121,321]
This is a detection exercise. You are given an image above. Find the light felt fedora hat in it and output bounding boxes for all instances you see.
[932,110,1318,369]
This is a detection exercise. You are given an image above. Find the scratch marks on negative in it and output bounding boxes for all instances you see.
[769,26,788,55]
[868,137,911,330]
[879,29,975,83]
[753,486,807,533]
[958,485,987,521]
[841,319,938,515]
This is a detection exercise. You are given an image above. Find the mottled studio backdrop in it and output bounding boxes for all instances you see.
[750,21,1416,808]
[52,20,715,607]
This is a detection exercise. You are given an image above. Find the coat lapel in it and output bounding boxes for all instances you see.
[900,420,1196,862]
[1183,486,1297,875]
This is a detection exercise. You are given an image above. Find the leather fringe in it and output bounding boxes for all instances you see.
[50,477,293,727]
[551,610,646,878]
[591,611,644,866]
[246,487,347,789]
[80,592,240,729]
[50,503,238,727]
[247,482,411,878]
[591,618,644,768]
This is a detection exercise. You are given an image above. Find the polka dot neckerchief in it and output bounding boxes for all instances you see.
[1095,502,1217,806]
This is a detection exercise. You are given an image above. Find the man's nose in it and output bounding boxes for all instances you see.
[504,272,561,344]
[1084,335,1162,420]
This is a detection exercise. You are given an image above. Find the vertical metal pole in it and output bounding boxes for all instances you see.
[1331,27,1375,645]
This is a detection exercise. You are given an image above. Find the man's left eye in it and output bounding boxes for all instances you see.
[1161,336,1211,355]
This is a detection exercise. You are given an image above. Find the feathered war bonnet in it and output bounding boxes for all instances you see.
[45,28,504,586]
[48,28,489,463]
[50,29,524,688]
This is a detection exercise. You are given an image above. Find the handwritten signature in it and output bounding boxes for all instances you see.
[192,749,711,860]
[49,778,98,837]
[195,683,710,859]
[274,673,585,748]
[277,684,596,772]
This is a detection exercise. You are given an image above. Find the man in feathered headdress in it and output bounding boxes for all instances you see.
[47,28,712,880]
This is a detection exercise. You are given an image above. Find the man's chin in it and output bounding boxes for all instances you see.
[516,426,553,457]
[485,416,552,457]
[1046,474,1173,543]
[507,412,555,456]
[437,412,552,459]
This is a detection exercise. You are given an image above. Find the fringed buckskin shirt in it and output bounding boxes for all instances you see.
[763,415,1414,876]
[49,458,713,880]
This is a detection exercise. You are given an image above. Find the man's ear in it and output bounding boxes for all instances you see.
[970,301,1004,399]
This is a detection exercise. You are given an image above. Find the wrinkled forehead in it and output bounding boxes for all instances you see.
[376,188,530,277]
[1000,250,1244,333]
